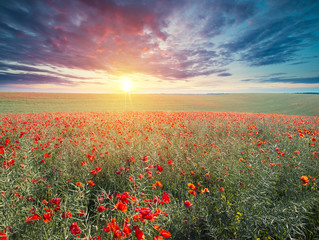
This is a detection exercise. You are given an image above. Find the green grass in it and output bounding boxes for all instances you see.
[0,92,319,116]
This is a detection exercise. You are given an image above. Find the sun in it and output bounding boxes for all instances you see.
[120,77,134,92]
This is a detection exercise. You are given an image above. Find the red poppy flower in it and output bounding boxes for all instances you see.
[50,198,61,206]
[134,226,145,240]
[139,207,152,216]
[0,232,7,240]
[84,236,101,240]
[159,229,171,238]
[113,229,122,239]
[76,182,83,187]
[117,192,130,203]
[61,210,72,219]
[90,166,101,175]
[159,192,170,205]
[70,222,81,235]
[156,165,163,172]
[104,218,120,233]
[88,180,95,186]
[123,223,132,237]
[188,190,197,196]
[156,181,163,187]
[184,200,192,208]
[300,176,310,185]
[43,213,51,223]
[97,205,106,212]
[114,201,127,212]
[153,236,164,240]
[26,213,41,223]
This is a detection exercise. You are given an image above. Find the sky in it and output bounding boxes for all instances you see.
[0,0,319,94]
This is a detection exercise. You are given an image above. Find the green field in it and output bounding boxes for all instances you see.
[0,92,319,116]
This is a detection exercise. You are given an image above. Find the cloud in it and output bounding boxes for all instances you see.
[267,73,286,76]
[0,0,179,70]
[0,62,93,80]
[221,0,319,66]
[261,76,319,84]
[0,0,256,81]
[289,61,308,65]
[198,0,256,37]
[223,18,319,66]
[218,73,232,77]
[0,0,318,87]
[0,72,76,86]
[0,72,104,86]
[242,76,319,84]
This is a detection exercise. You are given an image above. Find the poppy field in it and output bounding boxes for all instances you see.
[0,111,318,239]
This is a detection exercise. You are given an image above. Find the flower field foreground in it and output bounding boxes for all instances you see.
[0,111,318,239]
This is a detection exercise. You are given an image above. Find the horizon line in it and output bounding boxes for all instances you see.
[1,91,319,95]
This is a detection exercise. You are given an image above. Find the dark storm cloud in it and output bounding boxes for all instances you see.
[0,0,318,85]
[242,76,319,84]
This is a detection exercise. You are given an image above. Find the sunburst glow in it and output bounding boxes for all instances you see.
[121,77,134,92]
